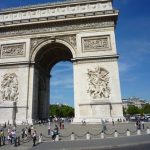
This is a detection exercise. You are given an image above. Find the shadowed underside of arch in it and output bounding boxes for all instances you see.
[34,42,73,72]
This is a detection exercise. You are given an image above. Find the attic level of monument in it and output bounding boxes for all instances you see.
[0,0,116,27]
[0,0,112,12]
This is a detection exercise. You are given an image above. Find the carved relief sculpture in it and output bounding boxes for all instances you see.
[87,66,111,99]
[58,35,77,49]
[0,73,19,102]
[1,43,25,58]
[82,36,111,52]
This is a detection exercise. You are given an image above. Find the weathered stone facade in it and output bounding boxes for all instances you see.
[0,0,123,124]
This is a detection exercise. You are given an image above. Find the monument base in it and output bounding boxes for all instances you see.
[73,116,125,124]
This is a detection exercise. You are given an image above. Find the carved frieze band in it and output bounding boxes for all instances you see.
[87,66,111,99]
[0,1,112,23]
[82,36,111,52]
[0,43,26,58]
[0,73,19,102]
[0,19,114,37]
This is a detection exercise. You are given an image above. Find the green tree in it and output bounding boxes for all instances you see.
[143,104,150,114]
[126,105,140,115]
[49,104,74,117]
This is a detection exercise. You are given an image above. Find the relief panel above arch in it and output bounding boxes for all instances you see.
[0,39,30,64]
[76,31,117,58]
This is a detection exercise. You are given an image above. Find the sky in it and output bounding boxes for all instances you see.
[0,0,150,106]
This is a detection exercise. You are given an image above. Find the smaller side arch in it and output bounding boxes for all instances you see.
[30,38,76,62]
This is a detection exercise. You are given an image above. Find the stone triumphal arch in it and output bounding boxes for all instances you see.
[0,0,123,124]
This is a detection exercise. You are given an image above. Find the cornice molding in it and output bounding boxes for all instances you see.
[0,17,115,37]
[72,54,119,64]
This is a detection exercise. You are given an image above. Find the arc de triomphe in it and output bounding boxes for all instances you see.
[0,0,123,124]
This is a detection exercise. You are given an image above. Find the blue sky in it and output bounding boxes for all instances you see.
[0,0,150,106]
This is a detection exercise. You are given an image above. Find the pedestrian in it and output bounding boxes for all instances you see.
[32,131,37,146]
[61,120,64,129]
[112,120,114,126]
[59,121,62,129]
[0,130,5,144]
[54,124,59,135]
[4,122,6,128]
[48,118,51,126]
[141,121,145,129]
[25,127,28,137]
[28,126,31,135]
[101,120,107,131]
[11,129,16,143]
[7,133,12,145]
[51,130,55,141]
[48,125,51,135]
[21,128,25,139]
[39,133,42,143]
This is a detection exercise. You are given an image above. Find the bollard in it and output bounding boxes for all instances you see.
[114,130,118,137]
[71,132,75,141]
[126,129,130,136]
[101,131,104,139]
[137,129,141,135]
[147,127,150,134]
[86,132,91,140]
[18,136,20,146]
[55,135,59,141]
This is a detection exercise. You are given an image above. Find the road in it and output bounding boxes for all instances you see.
[29,134,150,150]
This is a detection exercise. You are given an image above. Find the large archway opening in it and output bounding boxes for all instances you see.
[33,41,74,120]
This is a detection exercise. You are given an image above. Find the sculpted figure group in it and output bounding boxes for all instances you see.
[0,73,19,102]
[87,66,111,99]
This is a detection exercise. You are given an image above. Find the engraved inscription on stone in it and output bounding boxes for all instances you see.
[82,36,111,52]
[0,73,19,102]
[87,66,111,99]
[1,43,26,58]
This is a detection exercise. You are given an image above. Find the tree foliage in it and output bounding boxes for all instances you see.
[124,104,150,115]
[49,104,74,117]
[143,104,150,114]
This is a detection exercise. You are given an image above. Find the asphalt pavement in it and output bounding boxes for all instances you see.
[29,134,150,150]
[1,122,150,150]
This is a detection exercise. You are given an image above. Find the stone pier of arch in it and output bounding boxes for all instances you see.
[0,0,124,124]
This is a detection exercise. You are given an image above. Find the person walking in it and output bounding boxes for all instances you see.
[141,121,145,129]
[32,131,37,146]
[0,130,5,145]
[48,125,51,135]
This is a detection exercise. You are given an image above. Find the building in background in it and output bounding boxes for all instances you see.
[122,97,150,109]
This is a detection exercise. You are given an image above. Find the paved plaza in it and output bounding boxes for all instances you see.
[1,122,150,150]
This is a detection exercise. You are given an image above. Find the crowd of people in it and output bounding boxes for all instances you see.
[0,117,147,147]
[0,118,65,147]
